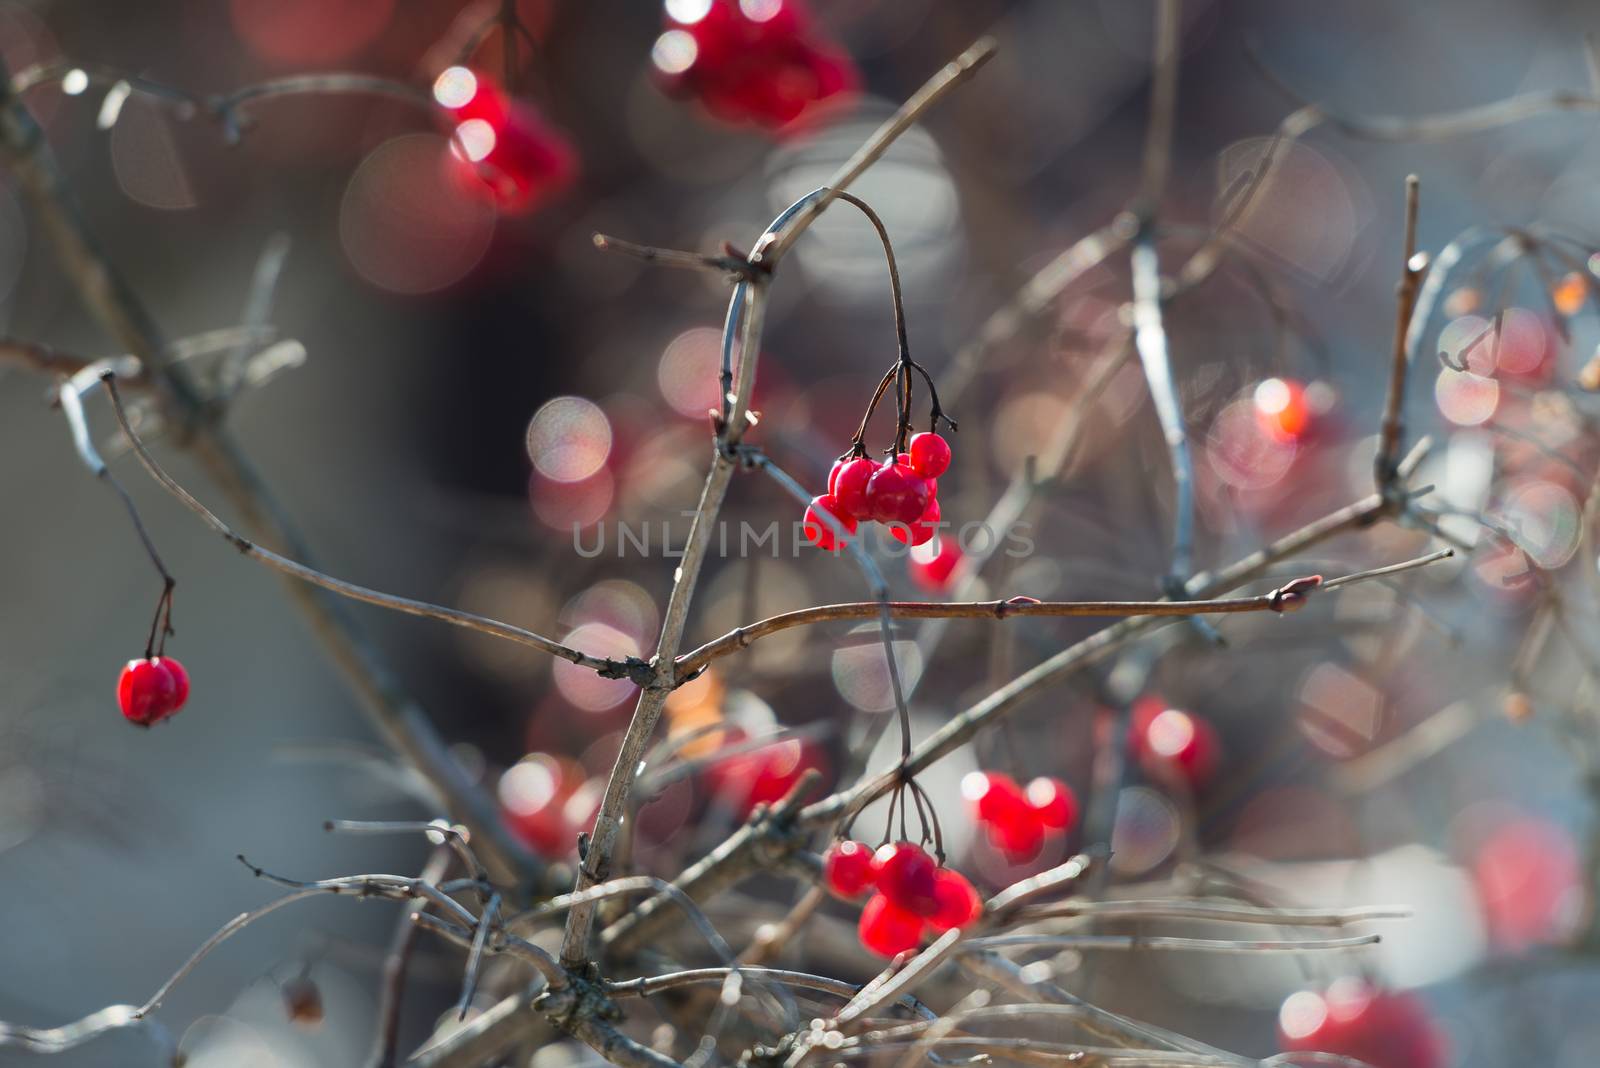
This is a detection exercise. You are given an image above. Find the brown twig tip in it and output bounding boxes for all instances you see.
[1267,574,1324,613]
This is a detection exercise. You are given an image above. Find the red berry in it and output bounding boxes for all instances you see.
[156,657,190,712]
[873,841,940,916]
[823,839,876,899]
[889,496,940,546]
[1254,378,1317,443]
[908,432,951,479]
[927,868,983,933]
[803,493,858,551]
[909,537,962,593]
[1137,705,1221,789]
[438,69,509,127]
[826,458,845,497]
[865,462,932,526]
[896,452,936,497]
[1277,980,1445,1068]
[499,755,580,856]
[962,771,1044,859]
[1025,777,1078,831]
[832,457,876,517]
[118,658,178,727]
[706,734,824,818]
[857,892,925,957]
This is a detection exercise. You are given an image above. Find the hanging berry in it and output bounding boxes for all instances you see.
[850,841,984,957]
[117,656,190,727]
[652,0,858,135]
[435,66,577,214]
[962,770,1079,862]
[822,839,877,899]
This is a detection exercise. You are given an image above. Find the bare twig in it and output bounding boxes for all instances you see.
[1376,175,1425,490]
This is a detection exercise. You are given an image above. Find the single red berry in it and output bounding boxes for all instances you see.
[803,493,858,551]
[908,432,951,479]
[927,868,983,933]
[889,496,940,547]
[896,452,936,497]
[823,839,877,899]
[155,656,190,713]
[706,734,824,818]
[857,891,925,957]
[118,658,178,727]
[873,841,940,916]
[1138,706,1221,789]
[865,462,932,526]
[1025,777,1078,831]
[909,536,961,593]
[499,755,575,856]
[438,68,509,128]
[1277,979,1445,1068]
[456,102,577,214]
[833,457,876,517]
[827,458,845,497]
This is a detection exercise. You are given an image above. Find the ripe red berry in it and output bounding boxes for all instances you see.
[823,839,876,899]
[908,432,951,479]
[1025,777,1078,831]
[117,658,178,727]
[962,771,1045,859]
[1137,705,1221,789]
[873,841,940,916]
[857,891,924,957]
[1277,980,1445,1068]
[927,868,983,933]
[832,457,876,517]
[865,462,932,526]
[157,657,190,712]
[895,452,936,497]
[803,493,858,551]
[499,755,575,856]
[889,496,940,547]
[706,734,825,818]
[909,536,961,593]
[451,101,577,214]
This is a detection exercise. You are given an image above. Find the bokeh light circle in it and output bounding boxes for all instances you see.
[1498,480,1580,570]
[526,396,613,482]
[340,134,496,294]
[1434,367,1499,426]
[658,327,724,419]
[553,623,641,711]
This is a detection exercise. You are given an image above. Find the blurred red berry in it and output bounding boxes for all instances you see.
[1137,706,1221,790]
[158,657,190,711]
[858,891,924,957]
[803,493,857,550]
[873,841,940,916]
[1277,979,1446,1068]
[823,839,876,899]
[908,432,951,479]
[1025,777,1078,831]
[707,735,823,818]
[927,868,983,933]
[909,537,962,593]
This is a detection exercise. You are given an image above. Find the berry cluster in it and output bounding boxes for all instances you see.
[653,0,856,132]
[116,656,190,727]
[804,432,951,551]
[961,772,1078,861]
[823,840,983,957]
[434,66,576,213]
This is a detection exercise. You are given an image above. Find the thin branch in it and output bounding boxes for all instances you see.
[1376,175,1425,489]
[369,847,452,1068]
[98,374,644,680]
[1137,0,1184,210]
[1130,233,1195,583]
[676,577,1345,678]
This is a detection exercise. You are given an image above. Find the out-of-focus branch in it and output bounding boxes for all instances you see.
[100,374,649,682]
[1376,175,1425,490]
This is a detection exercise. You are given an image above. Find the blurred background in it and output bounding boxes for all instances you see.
[5,0,1600,1065]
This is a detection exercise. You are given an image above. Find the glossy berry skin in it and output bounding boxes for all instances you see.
[159,657,190,710]
[460,103,577,214]
[803,493,857,550]
[927,868,983,933]
[117,658,179,727]
[1277,980,1445,1068]
[908,432,951,479]
[909,537,961,593]
[873,841,940,916]
[865,462,932,526]
[832,457,876,517]
[858,891,924,957]
[896,452,935,496]
[823,840,877,899]
[889,496,940,547]
[1025,777,1078,830]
